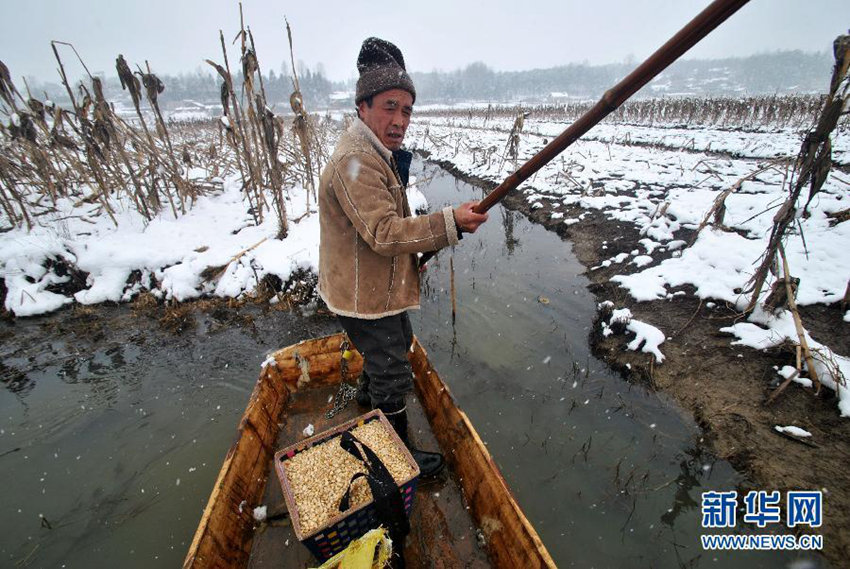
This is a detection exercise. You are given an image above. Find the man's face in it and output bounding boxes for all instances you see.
[357,89,413,151]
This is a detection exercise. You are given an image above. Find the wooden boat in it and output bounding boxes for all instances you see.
[184,333,556,568]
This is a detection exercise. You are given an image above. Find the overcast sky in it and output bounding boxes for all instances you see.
[2,0,848,84]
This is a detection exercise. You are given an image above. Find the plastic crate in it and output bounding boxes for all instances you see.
[274,409,419,561]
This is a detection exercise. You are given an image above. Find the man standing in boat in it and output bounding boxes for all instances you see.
[318,37,488,477]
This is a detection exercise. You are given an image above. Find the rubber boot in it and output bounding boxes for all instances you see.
[379,402,445,478]
[355,371,371,408]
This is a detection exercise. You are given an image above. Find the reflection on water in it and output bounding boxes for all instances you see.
[0,307,338,568]
[501,208,520,256]
[410,161,823,568]
[1,361,31,395]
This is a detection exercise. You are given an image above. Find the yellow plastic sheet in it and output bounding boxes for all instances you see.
[312,527,392,569]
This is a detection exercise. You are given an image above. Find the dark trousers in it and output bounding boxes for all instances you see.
[338,312,414,408]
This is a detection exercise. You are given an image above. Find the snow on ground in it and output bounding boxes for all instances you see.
[415,114,850,166]
[406,177,427,213]
[722,305,850,417]
[1,176,314,315]
[1,168,428,317]
[599,303,667,363]
[775,425,813,438]
[409,113,849,416]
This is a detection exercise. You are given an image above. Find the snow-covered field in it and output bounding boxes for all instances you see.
[1,175,319,316]
[0,160,429,317]
[2,107,848,414]
[407,113,850,416]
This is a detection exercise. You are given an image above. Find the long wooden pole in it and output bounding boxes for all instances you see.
[421,0,751,266]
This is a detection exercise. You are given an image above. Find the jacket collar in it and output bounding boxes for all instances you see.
[349,117,412,186]
[350,118,393,163]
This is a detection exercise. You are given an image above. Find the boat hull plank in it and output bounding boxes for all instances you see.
[185,347,292,568]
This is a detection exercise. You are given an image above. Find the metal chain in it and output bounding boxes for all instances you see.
[326,382,358,420]
[326,337,357,420]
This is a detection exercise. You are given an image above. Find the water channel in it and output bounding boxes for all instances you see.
[0,158,821,568]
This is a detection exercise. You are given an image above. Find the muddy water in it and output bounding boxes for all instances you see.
[0,307,338,568]
[409,160,820,568]
[0,158,822,568]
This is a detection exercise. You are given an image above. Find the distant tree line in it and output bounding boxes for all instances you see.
[29,62,334,114]
[410,50,833,103]
[27,50,832,111]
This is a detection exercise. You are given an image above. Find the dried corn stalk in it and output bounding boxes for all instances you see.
[745,34,850,311]
[500,109,529,171]
[286,17,321,209]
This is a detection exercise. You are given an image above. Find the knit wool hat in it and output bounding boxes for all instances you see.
[355,37,416,105]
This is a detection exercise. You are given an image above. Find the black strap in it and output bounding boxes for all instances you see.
[338,472,368,511]
[338,431,409,564]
